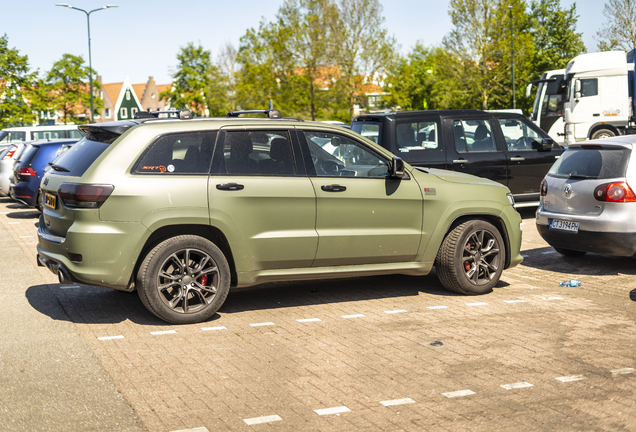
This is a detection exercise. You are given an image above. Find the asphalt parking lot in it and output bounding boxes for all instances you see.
[1,196,635,432]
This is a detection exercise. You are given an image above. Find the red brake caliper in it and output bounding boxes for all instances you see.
[199,275,208,287]
[464,243,472,271]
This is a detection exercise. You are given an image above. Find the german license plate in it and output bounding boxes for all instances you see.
[44,193,56,209]
[549,219,579,233]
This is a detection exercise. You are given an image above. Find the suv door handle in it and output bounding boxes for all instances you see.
[510,157,525,162]
[216,183,244,191]
[321,184,346,192]
[452,159,467,164]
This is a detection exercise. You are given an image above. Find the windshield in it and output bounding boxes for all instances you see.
[548,147,631,179]
[531,80,545,122]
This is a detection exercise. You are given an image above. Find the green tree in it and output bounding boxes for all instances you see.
[0,34,38,128]
[162,43,213,116]
[331,0,395,120]
[596,0,636,51]
[530,0,586,73]
[46,53,100,124]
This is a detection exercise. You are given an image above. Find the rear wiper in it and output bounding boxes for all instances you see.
[50,163,70,172]
[569,173,597,180]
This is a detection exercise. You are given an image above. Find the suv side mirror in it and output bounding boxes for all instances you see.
[540,138,554,152]
[389,156,405,179]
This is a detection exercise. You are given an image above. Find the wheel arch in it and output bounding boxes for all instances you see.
[443,214,512,269]
[588,123,619,139]
[132,224,237,288]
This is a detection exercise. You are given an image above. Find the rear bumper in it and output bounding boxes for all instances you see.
[537,224,636,257]
[10,184,37,206]
[36,253,78,284]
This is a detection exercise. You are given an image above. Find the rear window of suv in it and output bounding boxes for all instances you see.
[548,147,631,179]
[48,138,110,177]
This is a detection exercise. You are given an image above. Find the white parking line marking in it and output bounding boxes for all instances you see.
[556,375,586,382]
[521,254,529,258]
[0,212,9,214]
[442,389,475,398]
[151,330,177,335]
[611,368,635,375]
[341,314,365,319]
[427,305,449,310]
[504,300,527,303]
[380,398,415,406]
[243,415,282,425]
[543,297,564,301]
[297,318,321,323]
[60,285,80,289]
[384,309,407,314]
[314,406,350,416]
[19,235,33,238]
[466,302,488,306]
[541,250,557,254]
[201,326,227,331]
[250,322,275,327]
[98,335,124,341]
[501,382,533,390]
[170,427,210,432]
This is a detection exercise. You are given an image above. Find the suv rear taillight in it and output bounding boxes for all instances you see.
[58,183,114,208]
[18,167,37,176]
[540,178,548,196]
[593,182,636,203]
[2,145,17,160]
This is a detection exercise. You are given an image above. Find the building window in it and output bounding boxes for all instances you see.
[99,91,103,98]
[120,107,128,119]
[126,91,131,101]
[151,93,156,99]
[131,107,138,117]
[105,108,111,118]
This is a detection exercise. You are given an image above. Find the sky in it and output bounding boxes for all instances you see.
[3,0,606,86]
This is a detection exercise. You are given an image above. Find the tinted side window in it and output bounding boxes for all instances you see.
[351,122,382,144]
[498,118,544,151]
[135,131,215,174]
[303,130,389,178]
[454,120,496,153]
[31,130,66,140]
[222,130,295,176]
[396,120,440,152]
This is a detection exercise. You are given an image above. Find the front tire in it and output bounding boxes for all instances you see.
[435,220,505,295]
[591,128,615,140]
[137,235,230,324]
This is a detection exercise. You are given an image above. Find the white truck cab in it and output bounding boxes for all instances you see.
[563,51,631,145]
[526,69,566,145]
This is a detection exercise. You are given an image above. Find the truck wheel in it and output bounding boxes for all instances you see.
[435,220,505,295]
[137,235,230,324]
[553,247,586,257]
[591,129,615,140]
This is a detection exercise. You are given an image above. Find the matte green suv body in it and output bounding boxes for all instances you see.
[36,110,523,324]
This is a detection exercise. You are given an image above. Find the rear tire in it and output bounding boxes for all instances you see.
[137,235,230,324]
[591,128,615,140]
[435,220,505,295]
[553,247,587,257]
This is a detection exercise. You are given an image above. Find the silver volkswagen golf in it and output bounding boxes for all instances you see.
[536,137,636,257]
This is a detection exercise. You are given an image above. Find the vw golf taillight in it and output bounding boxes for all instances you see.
[593,182,636,203]
[58,183,114,208]
[2,145,17,160]
[18,167,37,176]
[540,178,548,196]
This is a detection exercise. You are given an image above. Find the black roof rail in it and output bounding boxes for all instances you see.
[227,109,282,119]
[134,109,193,120]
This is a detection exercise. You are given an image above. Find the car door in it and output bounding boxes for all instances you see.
[208,128,318,271]
[496,116,563,195]
[393,117,446,170]
[298,128,423,267]
[443,117,507,186]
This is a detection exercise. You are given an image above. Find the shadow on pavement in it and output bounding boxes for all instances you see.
[520,245,636,276]
[6,209,40,219]
[516,207,537,220]
[25,271,509,324]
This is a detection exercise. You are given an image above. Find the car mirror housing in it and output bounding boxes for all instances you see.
[540,138,554,152]
[390,156,405,179]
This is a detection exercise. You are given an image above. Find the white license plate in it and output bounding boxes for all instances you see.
[549,219,579,233]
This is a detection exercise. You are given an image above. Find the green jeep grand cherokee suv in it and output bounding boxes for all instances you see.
[36,109,523,324]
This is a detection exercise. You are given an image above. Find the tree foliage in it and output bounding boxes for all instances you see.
[162,43,213,116]
[596,0,636,51]
[45,53,100,124]
[0,34,38,128]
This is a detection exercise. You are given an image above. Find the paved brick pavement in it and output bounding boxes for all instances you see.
[1,200,635,431]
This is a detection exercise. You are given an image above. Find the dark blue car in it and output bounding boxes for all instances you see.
[10,139,78,210]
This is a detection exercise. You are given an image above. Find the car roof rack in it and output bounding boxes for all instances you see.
[227,109,282,119]
[134,109,193,120]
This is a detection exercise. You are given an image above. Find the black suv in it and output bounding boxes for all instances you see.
[351,110,563,207]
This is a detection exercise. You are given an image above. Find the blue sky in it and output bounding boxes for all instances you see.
[4,0,605,85]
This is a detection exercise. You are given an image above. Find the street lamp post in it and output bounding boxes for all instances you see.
[55,3,117,123]
[509,5,516,109]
